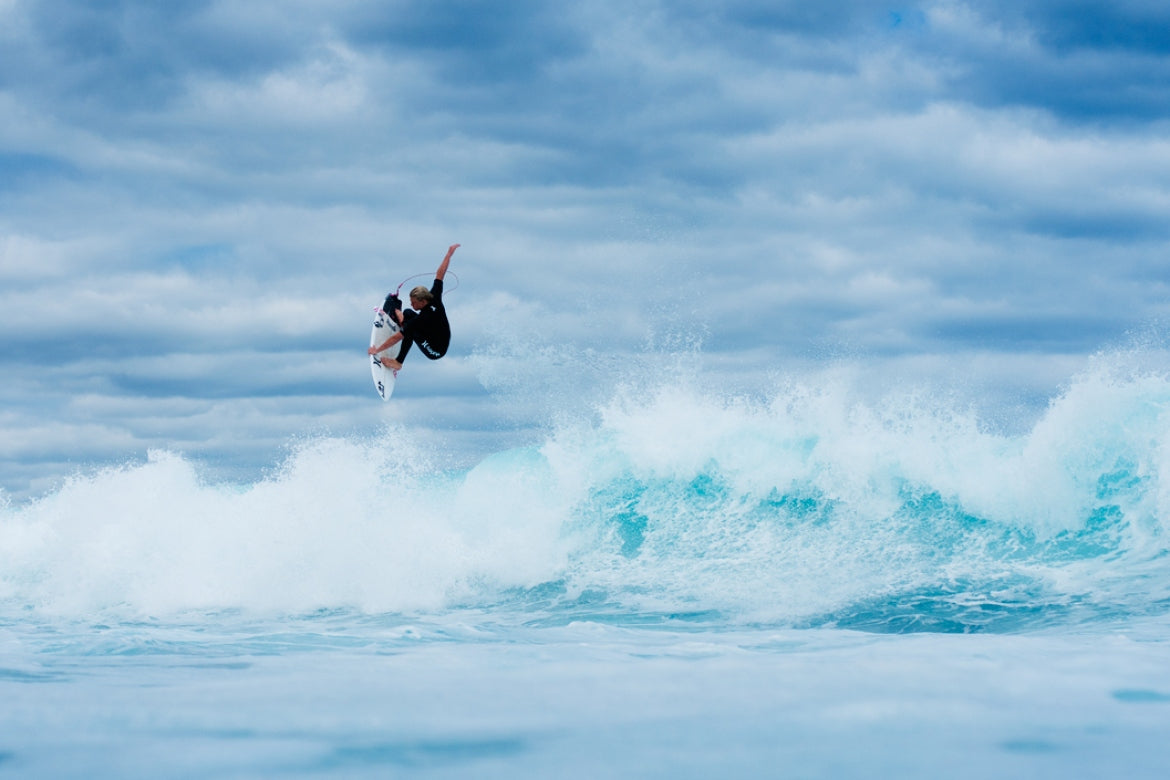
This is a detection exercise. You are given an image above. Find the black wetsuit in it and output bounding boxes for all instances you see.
[384,278,450,364]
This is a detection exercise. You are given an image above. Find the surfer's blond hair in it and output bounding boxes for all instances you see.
[410,286,433,304]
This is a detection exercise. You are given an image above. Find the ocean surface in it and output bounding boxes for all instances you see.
[3,354,1170,778]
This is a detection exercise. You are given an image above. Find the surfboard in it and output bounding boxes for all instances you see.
[370,309,401,401]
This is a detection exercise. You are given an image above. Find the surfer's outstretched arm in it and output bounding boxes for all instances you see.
[435,243,459,281]
[368,331,403,355]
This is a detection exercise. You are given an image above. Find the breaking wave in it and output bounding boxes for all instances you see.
[3,350,1170,633]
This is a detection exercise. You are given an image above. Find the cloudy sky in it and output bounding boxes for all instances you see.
[2,0,1169,500]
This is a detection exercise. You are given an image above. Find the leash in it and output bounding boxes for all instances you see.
[393,271,459,296]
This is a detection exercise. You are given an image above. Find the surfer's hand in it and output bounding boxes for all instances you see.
[447,243,460,257]
[367,346,379,355]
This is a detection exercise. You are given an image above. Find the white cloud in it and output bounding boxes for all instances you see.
[183,41,373,125]
[0,233,84,280]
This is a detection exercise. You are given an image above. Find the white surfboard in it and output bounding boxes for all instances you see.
[370,309,401,401]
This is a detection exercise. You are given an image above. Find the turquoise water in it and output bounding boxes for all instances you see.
[3,356,1170,776]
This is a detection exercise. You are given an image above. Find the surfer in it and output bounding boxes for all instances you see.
[368,243,459,371]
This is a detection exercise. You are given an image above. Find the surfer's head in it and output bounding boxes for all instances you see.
[410,286,433,307]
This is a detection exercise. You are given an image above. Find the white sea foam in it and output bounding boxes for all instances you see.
[3,351,1170,625]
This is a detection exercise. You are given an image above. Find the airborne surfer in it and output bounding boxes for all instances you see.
[368,243,459,371]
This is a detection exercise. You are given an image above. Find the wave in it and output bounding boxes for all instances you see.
[3,350,1170,632]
